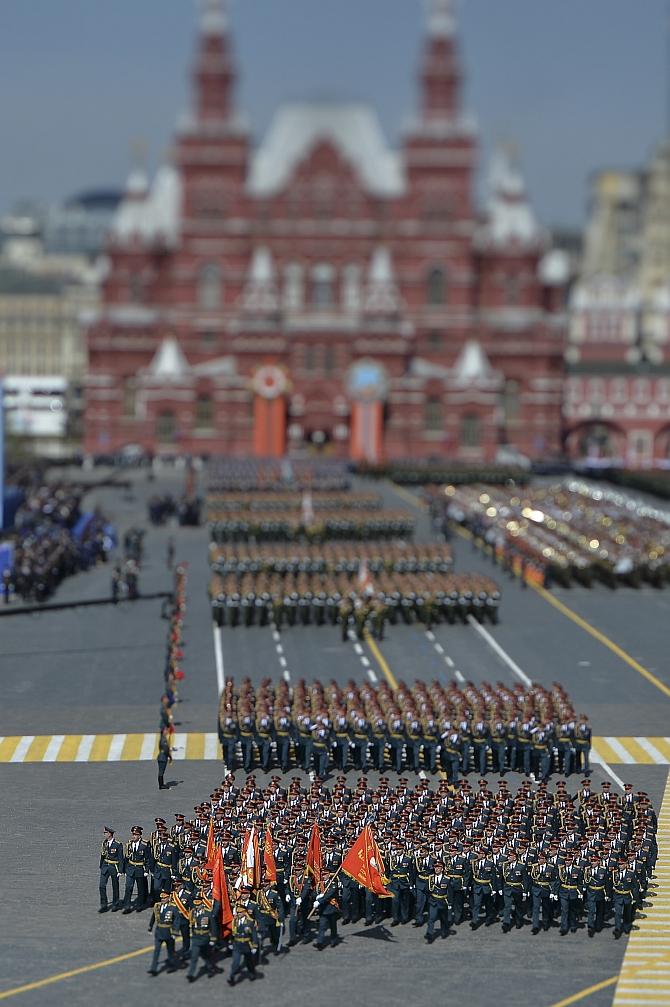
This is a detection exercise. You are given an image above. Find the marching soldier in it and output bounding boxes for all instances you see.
[446,844,470,925]
[611,856,638,939]
[530,852,556,934]
[187,895,220,982]
[501,850,528,932]
[313,870,343,950]
[157,726,172,791]
[228,903,259,985]
[425,860,451,943]
[470,850,498,929]
[388,841,413,926]
[98,826,124,913]
[584,854,610,937]
[147,890,178,975]
[122,825,152,913]
[558,854,584,935]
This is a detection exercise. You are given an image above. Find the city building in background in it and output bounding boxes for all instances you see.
[566,141,670,467]
[84,0,569,463]
[0,206,102,455]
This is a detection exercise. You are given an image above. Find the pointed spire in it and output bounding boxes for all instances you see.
[199,0,228,35]
[243,247,279,313]
[426,0,456,38]
[483,142,543,247]
[365,247,399,314]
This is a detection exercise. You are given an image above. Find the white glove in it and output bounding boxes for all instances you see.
[296,898,302,907]
[285,895,291,904]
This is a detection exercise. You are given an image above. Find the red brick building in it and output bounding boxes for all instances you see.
[84,0,568,462]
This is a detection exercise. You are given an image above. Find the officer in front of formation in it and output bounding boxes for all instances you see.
[313,870,343,950]
[187,895,221,982]
[612,856,638,939]
[425,860,451,943]
[446,844,470,925]
[147,890,178,976]
[388,841,413,926]
[584,853,610,937]
[228,903,259,985]
[529,852,556,934]
[122,825,152,913]
[99,826,124,913]
[501,850,527,933]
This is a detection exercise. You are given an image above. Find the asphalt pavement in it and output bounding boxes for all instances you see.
[1,467,668,1007]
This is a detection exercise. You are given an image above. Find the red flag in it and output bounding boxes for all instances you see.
[305,822,323,891]
[212,848,233,938]
[341,826,391,897]
[236,827,260,891]
[264,830,277,883]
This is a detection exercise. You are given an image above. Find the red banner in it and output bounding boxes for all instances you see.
[341,826,391,897]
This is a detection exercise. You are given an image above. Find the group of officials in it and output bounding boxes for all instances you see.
[99,771,658,986]
[216,677,592,782]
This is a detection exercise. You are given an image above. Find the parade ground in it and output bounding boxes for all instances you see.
[1,470,669,1007]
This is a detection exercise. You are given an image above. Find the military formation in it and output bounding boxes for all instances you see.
[99,770,658,985]
[208,491,382,514]
[435,480,670,588]
[209,509,415,544]
[208,458,350,494]
[216,678,591,781]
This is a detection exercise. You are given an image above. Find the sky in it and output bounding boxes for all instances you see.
[1,0,668,229]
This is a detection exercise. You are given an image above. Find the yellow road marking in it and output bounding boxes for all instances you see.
[389,483,429,512]
[0,737,21,761]
[364,632,399,690]
[545,976,618,1007]
[56,735,82,762]
[532,585,670,700]
[623,739,657,765]
[121,734,143,761]
[23,736,51,762]
[187,733,205,759]
[89,735,113,761]
[0,946,153,1000]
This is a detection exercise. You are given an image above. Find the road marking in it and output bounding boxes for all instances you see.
[364,632,399,690]
[390,483,428,512]
[545,975,618,1007]
[466,616,532,687]
[455,670,466,684]
[590,750,626,792]
[445,656,454,668]
[0,733,665,765]
[212,622,225,696]
[613,768,670,1007]
[276,644,283,654]
[204,733,219,760]
[532,584,670,700]
[361,656,370,666]
[279,655,287,668]
[283,669,291,683]
[367,668,379,684]
[354,643,364,655]
[171,733,186,760]
[0,945,154,1001]
[434,642,444,654]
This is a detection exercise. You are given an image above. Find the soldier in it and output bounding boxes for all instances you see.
[556,719,575,777]
[98,826,124,913]
[274,712,292,773]
[558,854,584,935]
[470,850,498,929]
[219,712,239,770]
[529,852,556,934]
[413,843,434,927]
[312,723,331,779]
[370,716,388,772]
[255,877,284,957]
[446,844,470,925]
[157,726,172,791]
[256,712,274,772]
[239,711,256,773]
[471,719,490,777]
[440,723,461,784]
[152,829,177,901]
[313,870,343,950]
[388,841,413,926]
[351,714,371,772]
[612,856,638,939]
[425,860,451,943]
[584,854,610,937]
[187,894,220,982]
[227,903,259,985]
[171,879,193,959]
[388,712,406,774]
[122,825,152,913]
[147,890,178,975]
[332,709,351,772]
[501,849,528,932]
[574,715,592,775]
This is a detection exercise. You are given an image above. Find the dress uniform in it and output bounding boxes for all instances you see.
[425,862,451,942]
[584,857,610,936]
[530,855,556,933]
[413,847,434,926]
[574,716,592,774]
[446,847,471,925]
[501,854,528,931]
[471,853,498,929]
[255,882,284,956]
[558,858,584,934]
[228,906,258,985]
[171,881,193,957]
[219,715,239,770]
[152,833,177,900]
[388,844,413,925]
[313,873,343,949]
[147,891,178,975]
[122,826,152,912]
[187,896,219,981]
[98,827,124,912]
[612,858,638,938]
[157,728,172,791]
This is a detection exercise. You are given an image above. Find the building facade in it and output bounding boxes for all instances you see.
[566,142,670,467]
[84,0,568,462]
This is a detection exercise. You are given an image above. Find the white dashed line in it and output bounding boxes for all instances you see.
[283,669,291,683]
[75,735,95,762]
[426,631,435,641]
[107,734,126,762]
[466,616,532,688]
[354,643,364,655]
[434,643,444,655]
[455,670,466,685]
[276,644,283,655]
[367,669,379,684]
[361,656,370,666]
[445,656,454,668]
[43,735,64,762]
[11,736,34,762]
[140,733,156,761]
[279,655,287,668]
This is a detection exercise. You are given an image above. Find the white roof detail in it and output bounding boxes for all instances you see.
[145,336,191,381]
[483,145,543,247]
[199,0,227,35]
[570,275,639,311]
[125,168,149,197]
[451,340,494,383]
[426,0,456,37]
[243,247,279,312]
[193,355,236,377]
[538,249,570,286]
[365,246,400,313]
[112,165,181,246]
[248,102,405,198]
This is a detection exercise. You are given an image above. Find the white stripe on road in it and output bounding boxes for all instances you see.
[367,669,379,684]
[434,643,444,655]
[466,616,532,687]
[283,669,291,683]
[204,733,219,760]
[445,656,454,668]
[171,734,186,760]
[213,623,225,696]
[279,655,287,668]
[10,736,34,762]
[272,630,280,642]
[634,737,667,764]
[276,644,284,655]
[361,656,370,666]
[426,631,435,641]
[455,670,466,685]
[75,735,95,762]
[107,734,126,761]
[354,643,363,655]
[140,733,156,761]
[590,750,626,792]
[605,737,636,764]
[43,735,65,762]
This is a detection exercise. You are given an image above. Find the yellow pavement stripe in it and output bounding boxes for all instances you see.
[0,945,153,1001]
[121,734,143,761]
[23,736,52,762]
[0,737,21,761]
[545,975,618,1007]
[624,739,657,765]
[88,735,113,761]
[612,768,670,1007]
[592,738,625,765]
[364,632,399,690]
[532,584,670,700]
[389,483,429,512]
[186,733,205,760]
[56,735,82,762]
[651,738,670,760]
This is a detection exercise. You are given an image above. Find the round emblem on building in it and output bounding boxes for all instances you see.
[346,360,389,403]
[252,365,288,400]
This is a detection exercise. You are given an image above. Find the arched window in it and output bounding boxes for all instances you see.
[156,410,177,444]
[461,413,481,448]
[502,379,520,422]
[195,394,213,430]
[197,263,221,310]
[311,263,335,309]
[283,263,304,312]
[343,264,362,312]
[424,395,443,432]
[426,267,446,306]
